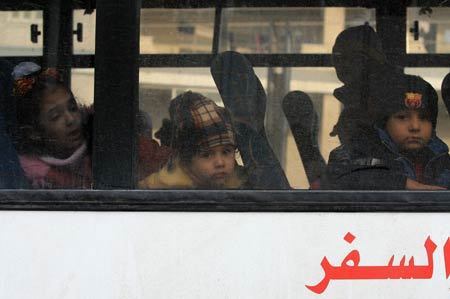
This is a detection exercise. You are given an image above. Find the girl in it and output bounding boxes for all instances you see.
[13,62,92,188]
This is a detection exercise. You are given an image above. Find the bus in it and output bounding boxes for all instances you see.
[0,1,449,298]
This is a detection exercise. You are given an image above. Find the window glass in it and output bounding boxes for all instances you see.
[72,68,94,105]
[73,10,96,55]
[219,7,375,54]
[0,11,43,56]
[407,7,450,53]
[140,9,215,54]
[3,4,450,192]
[138,67,340,189]
[139,68,221,135]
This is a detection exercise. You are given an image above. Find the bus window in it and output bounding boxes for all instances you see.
[137,66,341,189]
[140,8,215,54]
[73,9,95,55]
[219,7,375,54]
[72,68,94,106]
[407,7,450,53]
[0,10,43,56]
[1,1,450,194]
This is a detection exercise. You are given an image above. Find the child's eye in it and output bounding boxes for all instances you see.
[198,151,211,158]
[49,114,60,121]
[394,113,408,120]
[222,147,234,156]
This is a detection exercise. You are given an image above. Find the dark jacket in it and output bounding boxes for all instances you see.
[324,128,450,190]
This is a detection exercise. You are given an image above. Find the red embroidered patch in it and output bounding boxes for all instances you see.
[404,92,422,109]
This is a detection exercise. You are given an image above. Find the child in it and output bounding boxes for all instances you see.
[139,91,246,189]
[13,62,92,188]
[13,62,171,189]
[325,73,449,190]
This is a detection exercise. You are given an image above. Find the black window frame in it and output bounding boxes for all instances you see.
[1,0,450,212]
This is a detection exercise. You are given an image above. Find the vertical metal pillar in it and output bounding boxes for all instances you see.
[376,0,407,68]
[265,22,292,167]
[212,1,223,54]
[43,0,73,84]
[93,0,141,189]
[266,67,290,167]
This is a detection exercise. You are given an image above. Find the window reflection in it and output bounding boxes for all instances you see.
[140,9,215,54]
[407,7,450,53]
[219,7,375,54]
[71,68,94,105]
[0,11,43,56]
[73,10,96,55]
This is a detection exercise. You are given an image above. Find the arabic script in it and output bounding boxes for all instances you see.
[305,233,449,294]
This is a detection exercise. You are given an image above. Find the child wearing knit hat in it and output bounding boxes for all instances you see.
[325,73,450,190]
[139,91,247,189]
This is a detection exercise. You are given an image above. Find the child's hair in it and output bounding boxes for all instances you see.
[12,62,77,155]
[168,91,236,164]
[368,73,438,128]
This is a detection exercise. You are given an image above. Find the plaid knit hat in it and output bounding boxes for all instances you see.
[169,91,235,151]
[368,73,438,128]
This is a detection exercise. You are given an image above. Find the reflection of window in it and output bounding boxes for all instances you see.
[73,9,96,55]
[140,9,215,54]
[0,11,43,56]
[220,8,325,53]
[219,8,376,54]
[345,8,376,28]
[7,11,40,22]
[407,7,450,53]
[139,87,172,135]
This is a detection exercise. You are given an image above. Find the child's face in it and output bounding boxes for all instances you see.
[385,109,432,152]
[38,87,84,156]
[189,144,236,188]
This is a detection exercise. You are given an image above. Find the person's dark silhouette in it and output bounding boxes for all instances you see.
[330,25,399,148]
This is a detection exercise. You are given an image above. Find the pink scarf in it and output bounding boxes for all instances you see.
[19,143,87,188]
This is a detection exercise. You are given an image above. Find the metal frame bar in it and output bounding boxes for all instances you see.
[4,54,450,69]
[93,0,141,189]
[211,1,223,54]
[43,0,73,84]
[2,0,450,10]
[0,190,449,211]
[139,0,450,9]
[138,54,450,68]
